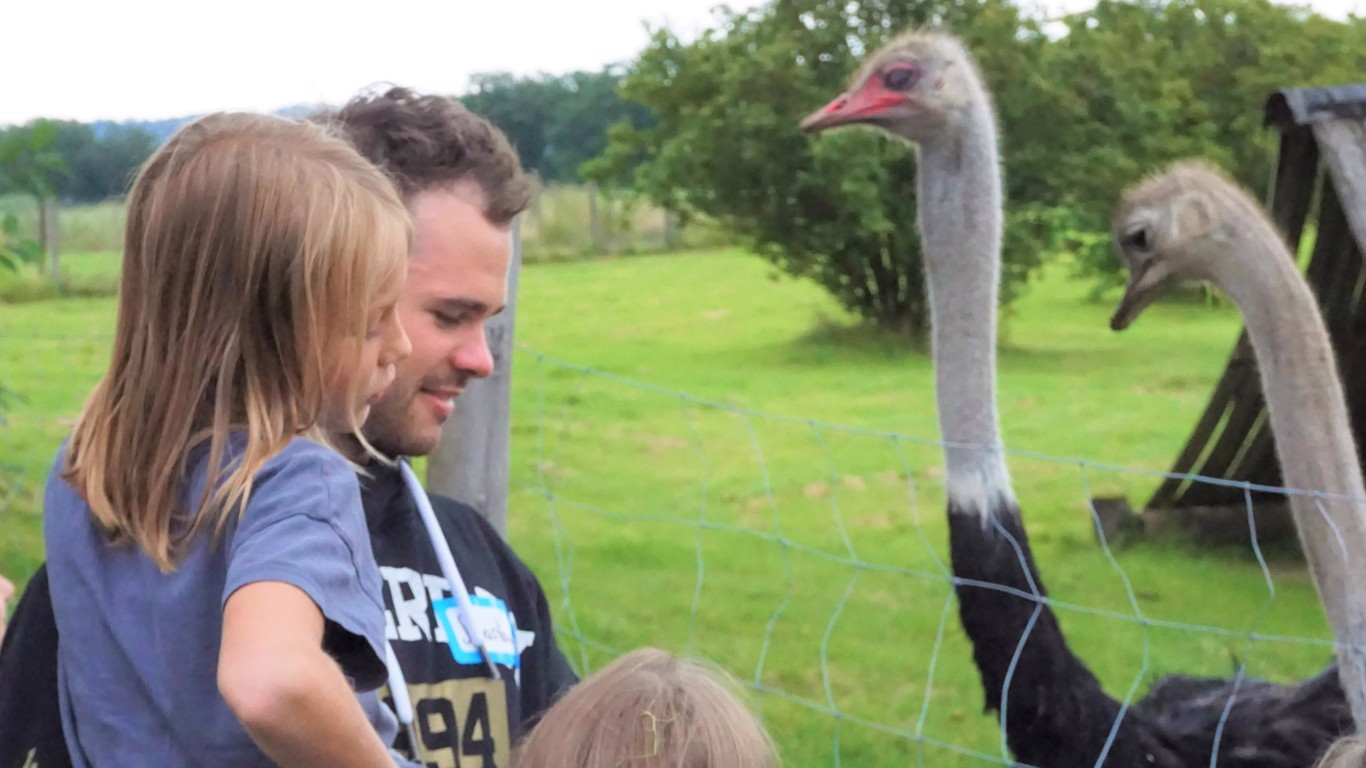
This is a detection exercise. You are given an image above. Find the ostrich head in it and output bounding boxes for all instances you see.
[1110,160,1249,331]
[799,29,982,141]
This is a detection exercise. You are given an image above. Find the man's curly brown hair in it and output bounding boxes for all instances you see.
[318,85,534,226]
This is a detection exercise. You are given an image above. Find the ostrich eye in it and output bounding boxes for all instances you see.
[883,66,918,91]
[1122,227,1149,252]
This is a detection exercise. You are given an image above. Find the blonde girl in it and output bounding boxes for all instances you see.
[512,647,780,767]
[44,112,414,768]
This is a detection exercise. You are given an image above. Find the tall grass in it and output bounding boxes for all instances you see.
[0,186,734,293]
[0,194,125,254]
[520,184,732,262]
[0,252,122,303]
[1,195,124,303]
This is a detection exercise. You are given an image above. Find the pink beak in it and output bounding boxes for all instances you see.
[800,81,904,133]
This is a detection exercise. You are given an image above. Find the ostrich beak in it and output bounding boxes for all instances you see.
[801,91,856,133]
[800,81,904,133]
[1110,259,1172,331]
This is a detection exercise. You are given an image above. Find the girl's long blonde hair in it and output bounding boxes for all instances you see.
[61,112,410,571]
[512,647,779,767]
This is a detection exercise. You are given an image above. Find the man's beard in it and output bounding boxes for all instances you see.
[360,381,436,459]
[362,368,473,459]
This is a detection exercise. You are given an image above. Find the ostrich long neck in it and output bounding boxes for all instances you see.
[1217,220,1366,727]
[919,86,1141,765]
[917,94,1015,516]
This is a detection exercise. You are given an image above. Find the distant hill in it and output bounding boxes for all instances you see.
[89,117,183,143]
[90,103,333,143]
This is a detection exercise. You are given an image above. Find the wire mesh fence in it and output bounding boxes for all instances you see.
[0,329,1350,766]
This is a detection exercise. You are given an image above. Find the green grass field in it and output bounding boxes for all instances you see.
[0,249,1334,767]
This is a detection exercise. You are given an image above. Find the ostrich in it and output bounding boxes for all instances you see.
[799,30,1351,767]
[1114,160,1366,720]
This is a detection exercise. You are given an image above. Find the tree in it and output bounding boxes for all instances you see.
[0,120,157,204]
[461,69,653,184]
[57,122,156,202]
[593,0,1366,312]
[588,0,1050,340]
[1033,0,1366,287]
[0,213,40,274]
[0,120,67,275]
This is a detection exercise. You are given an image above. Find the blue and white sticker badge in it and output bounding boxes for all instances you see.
[433,586,526,674]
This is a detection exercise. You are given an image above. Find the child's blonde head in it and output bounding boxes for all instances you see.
[513,647,779,768]
[63,112,411,571]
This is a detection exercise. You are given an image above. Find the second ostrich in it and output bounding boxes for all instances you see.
[801,29,1351,767]
[1114,159,1366,725]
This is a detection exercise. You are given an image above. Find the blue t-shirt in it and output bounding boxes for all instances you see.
[43,437,404,767]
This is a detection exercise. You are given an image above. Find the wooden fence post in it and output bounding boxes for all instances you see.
[40,198,59,281]
[663,209,678,251]
[425,218,520,539]
[587,182,604,254]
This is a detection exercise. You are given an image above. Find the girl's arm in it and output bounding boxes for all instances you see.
[219,580,397,768]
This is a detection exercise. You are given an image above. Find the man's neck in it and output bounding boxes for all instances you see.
[332,432,401,471]
[331,432,368,465]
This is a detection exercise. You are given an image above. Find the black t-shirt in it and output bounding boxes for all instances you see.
[360,462,578,766]
[0,566,66,768]
[0,465,577,768]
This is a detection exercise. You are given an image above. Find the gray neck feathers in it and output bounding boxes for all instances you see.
[916,85,1015,516]
[1214,204,1366,727]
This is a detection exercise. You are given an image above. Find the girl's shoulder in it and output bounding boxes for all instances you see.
[257,437,355,486]
[227,438,366,548]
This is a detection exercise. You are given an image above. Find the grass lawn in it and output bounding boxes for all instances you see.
[0,248,1334,767]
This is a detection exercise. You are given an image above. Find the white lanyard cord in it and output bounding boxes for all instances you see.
[397,459,502,680]
[384,459,503,757]
[383,641,421,756]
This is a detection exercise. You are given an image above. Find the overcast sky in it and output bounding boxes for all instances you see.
[2,0,1360,126]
